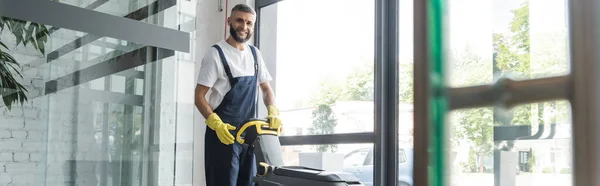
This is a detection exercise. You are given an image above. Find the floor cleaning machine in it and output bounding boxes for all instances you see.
[234,119,365,186]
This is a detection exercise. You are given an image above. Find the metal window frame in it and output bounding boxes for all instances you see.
[373,0,400,186]
[568,0,600,185]
[254,0,385,148]
[279,133,374,145]
[413,0,429,185]
[414,1,591,186]
[256,0,284,9]
[255,0,399,186]
[0,0,189,52]
[448,76,570,110]
[44,47,174,95]
[256,0,599,186]
[46,0,179,63]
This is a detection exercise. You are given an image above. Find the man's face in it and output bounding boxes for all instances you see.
[228,11,255,43]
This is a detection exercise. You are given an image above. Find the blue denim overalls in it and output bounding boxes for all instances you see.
[204,44,258,186]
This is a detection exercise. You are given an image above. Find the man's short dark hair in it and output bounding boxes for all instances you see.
[231,4,256,15]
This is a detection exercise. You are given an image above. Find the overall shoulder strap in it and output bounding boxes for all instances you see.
[249,45,259,76]
[249,45,259,118]
[212,45,235,84]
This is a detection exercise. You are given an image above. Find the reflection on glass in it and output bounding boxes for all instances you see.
[446,0,569,87]
[398,0,415,147]
[259,0,375,136]
[42,0,205,33]
[448,101,572,186]
[56,0,155,19]
[443,0,572,185]
[0,4,195,185]
[397,0,416,185]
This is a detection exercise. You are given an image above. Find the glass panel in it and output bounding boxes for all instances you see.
[93,103,144,186]
[398,0,415,185]
[57,0,155,19]
[448,101,573,186]
[111,75,127,93]
[443,0,573,185]
[281,143,379,185]
[0,6,195,185]
[46,30,145,80]
[55,0,196,32]
[135,78,144,95]
[446,0,570,87]
[259,0,375,136]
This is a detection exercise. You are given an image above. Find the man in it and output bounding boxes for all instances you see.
[194,4,282,186]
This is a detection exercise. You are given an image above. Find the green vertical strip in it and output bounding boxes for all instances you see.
[427,0,446,185]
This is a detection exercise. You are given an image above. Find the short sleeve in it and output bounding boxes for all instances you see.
[197,48,219,87]
[256,49,273,84]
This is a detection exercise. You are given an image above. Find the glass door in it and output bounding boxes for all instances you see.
[255,0,380,185]
[0,0,196,185]
[414,0,599,185]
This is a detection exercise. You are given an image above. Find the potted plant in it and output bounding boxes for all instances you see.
[0,17,50,110]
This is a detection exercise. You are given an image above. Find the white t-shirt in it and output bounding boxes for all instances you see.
[197,40,273,110]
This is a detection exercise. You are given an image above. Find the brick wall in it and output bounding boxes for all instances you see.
[0,28,104,185]
[0,31,48,185]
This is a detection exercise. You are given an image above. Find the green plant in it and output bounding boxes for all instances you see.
[307,81,342,153]
[527,148,535,172]
[309,104,338,153]
[466,148,478,173]
[0,40,27,110]
[0,17,49,110]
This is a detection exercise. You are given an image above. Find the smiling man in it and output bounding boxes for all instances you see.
[195,3,281,186]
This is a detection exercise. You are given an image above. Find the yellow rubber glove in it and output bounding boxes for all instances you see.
[205,113,236,145]
[266,105,282,129]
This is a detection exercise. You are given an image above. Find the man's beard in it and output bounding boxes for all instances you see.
[230,25,251,43]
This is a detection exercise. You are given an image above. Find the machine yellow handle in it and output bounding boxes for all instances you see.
[236,120,281,144]
[257,162,270,176]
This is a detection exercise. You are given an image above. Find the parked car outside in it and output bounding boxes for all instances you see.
[342,146,413,186]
